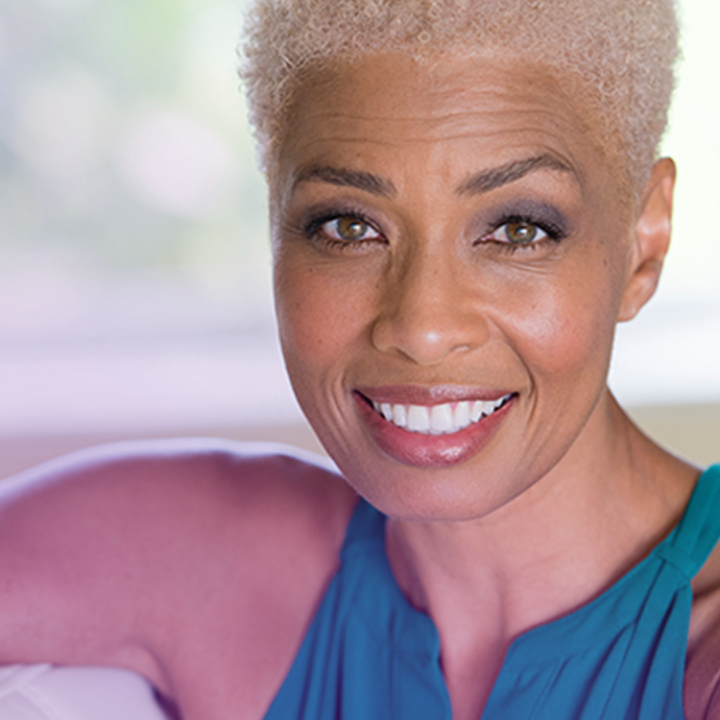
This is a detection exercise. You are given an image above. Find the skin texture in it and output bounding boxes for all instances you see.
[273,53,708,717]
[0,52,718,720]
[0,442,358,719]
[242,0,679,193]
[274,54,638,521]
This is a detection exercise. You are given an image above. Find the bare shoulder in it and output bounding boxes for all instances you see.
[0,439,358,700]
[686,478,720,720]
[0,438,356,570]
[1,437,353,516]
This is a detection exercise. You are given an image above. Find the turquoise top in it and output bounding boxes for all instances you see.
[264,465,720,720]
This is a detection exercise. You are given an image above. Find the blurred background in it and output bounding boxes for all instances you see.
[0,0,718,478]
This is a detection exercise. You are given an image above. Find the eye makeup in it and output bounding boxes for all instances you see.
[300,203,387,252]
[291,195,572,257]
[473,199,571,253]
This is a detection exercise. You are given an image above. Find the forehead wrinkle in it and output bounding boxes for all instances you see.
[294,104,592,154]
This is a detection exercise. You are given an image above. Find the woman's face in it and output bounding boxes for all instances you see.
[271,53,646,520]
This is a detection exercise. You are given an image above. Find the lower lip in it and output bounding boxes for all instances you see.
[354,393,515,468]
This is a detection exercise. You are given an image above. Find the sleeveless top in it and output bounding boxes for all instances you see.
[264,465,720,720]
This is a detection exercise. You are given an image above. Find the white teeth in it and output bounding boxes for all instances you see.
[454,401,471,429]
[393,404,408,428]
[470,401,484,422]
[372,394,511,435]
[430,404,454,434]
[407,405,430,432]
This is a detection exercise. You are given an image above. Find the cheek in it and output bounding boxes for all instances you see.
[502,257,622,385]
[273,254,372,380]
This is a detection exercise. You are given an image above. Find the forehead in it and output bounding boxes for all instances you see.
[275,52,612,204]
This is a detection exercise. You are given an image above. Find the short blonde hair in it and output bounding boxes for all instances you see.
[240,0,680,194]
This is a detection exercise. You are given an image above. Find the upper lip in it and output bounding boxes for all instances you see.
[355,385,514,406]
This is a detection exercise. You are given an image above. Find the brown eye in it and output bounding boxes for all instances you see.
[505,221,538,244]
[321,216,382,242]
[337,218,370,240]
[483,221,548,246]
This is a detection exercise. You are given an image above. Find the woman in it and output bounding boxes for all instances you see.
[0,0,717,718]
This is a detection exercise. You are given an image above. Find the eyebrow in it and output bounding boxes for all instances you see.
[291,153,577,200]
[457,154,578,196]
[293,165,397,198]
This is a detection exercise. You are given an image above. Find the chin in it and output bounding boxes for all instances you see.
[328,445,534,522]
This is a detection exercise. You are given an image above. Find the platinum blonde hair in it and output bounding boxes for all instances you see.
[240,0,680,194]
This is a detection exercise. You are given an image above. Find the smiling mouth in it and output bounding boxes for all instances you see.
[369,394,514,436]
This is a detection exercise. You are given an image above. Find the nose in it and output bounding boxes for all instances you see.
[371,249,490,366]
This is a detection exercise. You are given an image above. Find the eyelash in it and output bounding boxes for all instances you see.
[303,208,385,251]
[302,209,566,254]
[476,214,566,254]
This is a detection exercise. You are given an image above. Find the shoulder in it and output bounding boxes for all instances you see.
[0,439,357,575]
[0,437,356,541]
[686,465,720,720]
[0,439,358,692]
[687,586,720,719]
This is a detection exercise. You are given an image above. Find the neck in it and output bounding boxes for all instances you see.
[384,392,698,718]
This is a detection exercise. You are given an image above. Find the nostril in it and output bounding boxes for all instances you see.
[371,308,488,365]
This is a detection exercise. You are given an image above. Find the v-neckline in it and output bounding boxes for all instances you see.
[353,467,719,718]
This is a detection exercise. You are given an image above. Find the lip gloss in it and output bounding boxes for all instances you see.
[353,390,515,468]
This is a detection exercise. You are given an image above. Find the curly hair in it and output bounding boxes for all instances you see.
[240,0,680,194]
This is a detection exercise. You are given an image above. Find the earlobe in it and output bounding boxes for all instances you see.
[618,158,676,322]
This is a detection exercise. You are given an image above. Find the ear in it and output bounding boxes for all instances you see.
[618,157,676,322]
